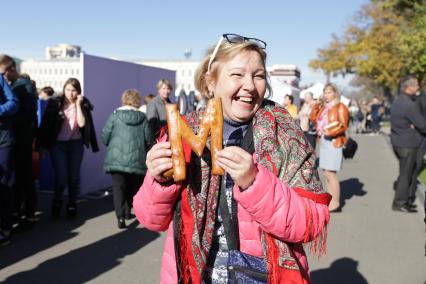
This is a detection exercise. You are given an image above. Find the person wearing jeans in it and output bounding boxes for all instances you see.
[37,78,98,218]
[50,139,84,210]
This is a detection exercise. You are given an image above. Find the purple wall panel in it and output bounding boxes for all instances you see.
[80,54,175,194]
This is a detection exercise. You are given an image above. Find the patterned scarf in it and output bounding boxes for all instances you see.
[175,100,331,284]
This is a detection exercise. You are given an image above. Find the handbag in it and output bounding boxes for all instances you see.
[220,125,268,284]
[227,250,268,283]
[343,137,358,159]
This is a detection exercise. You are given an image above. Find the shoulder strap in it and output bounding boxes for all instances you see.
[219,123,255,250]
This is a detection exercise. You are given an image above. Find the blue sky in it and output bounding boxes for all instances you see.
[4,0,368,86]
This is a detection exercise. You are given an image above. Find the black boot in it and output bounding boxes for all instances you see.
[66,204,77,219]
[51,201,61,219]
[117,218,126,229]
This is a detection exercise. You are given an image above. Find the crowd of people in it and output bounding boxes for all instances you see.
[0,56,203,246]
[1,33,425,282]
[347,96,386,135]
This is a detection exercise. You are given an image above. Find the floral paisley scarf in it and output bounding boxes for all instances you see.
[174,100,331,284]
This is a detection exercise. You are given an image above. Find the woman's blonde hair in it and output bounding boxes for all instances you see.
[194,41,272,99]
[323,82,340,99]
[156,79,173,91]
[121,89,141,108]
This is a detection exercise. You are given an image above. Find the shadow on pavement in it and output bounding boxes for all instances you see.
[2,221,160,284]
[310,257,368,284]
[340,178,367,209]
[0,192,114,269]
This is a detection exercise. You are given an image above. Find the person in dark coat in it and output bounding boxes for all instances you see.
[390,75,426,212]
[370,96,383,134]
[37,78,98,219]
[3,57,38,225]
[0,54,19,245]
[102,89,152,229]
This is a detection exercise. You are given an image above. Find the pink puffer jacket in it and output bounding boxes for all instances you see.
[134,163,330,283]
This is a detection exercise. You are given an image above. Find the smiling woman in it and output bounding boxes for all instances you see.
[133,34,331,284]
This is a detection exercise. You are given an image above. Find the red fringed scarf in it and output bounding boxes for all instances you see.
[177,101,331,283]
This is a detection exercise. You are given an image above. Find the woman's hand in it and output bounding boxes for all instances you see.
[216,146,258,190]
[146,142,173,183]
[76,94,84,105]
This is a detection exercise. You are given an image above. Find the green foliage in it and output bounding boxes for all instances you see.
[310,0,426,95]
[397,5,426,81]
[349,75,384,100]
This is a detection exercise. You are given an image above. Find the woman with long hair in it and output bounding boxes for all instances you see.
[37,78,98,218]
[310,83,349,212]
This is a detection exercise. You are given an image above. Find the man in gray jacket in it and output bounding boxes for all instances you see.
[390,75,426,212]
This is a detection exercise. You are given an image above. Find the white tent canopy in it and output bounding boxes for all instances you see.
[300,82,324,100]
[269,77,300,106]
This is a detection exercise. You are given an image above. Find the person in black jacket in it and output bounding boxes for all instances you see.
[37,78,98,218]
[0,55,19,245]
[102,89,151,229]
[390,75,426,212]
[3,57,38,225]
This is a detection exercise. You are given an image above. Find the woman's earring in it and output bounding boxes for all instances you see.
[209,90,214,98]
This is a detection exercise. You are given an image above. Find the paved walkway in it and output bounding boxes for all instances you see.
[308,134,425,284]
[0,134,425,284]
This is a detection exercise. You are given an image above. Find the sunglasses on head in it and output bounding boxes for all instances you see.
[207,33,267,72]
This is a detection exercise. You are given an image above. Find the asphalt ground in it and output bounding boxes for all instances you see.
[0,134,425,284]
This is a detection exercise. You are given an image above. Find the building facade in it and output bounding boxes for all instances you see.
[20,58,82,93]
[20,45,302,98]
[267,64,301,87]
[46,44,81,60]
[135,60,200,96]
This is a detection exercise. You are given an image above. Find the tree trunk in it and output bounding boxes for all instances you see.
[382,85,393,103]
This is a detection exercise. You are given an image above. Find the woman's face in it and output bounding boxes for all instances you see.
[158,84,171,101]
[64,84,79,103]
[323,87,336,103]
[211,50,266,123]
[283,96,291,106]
